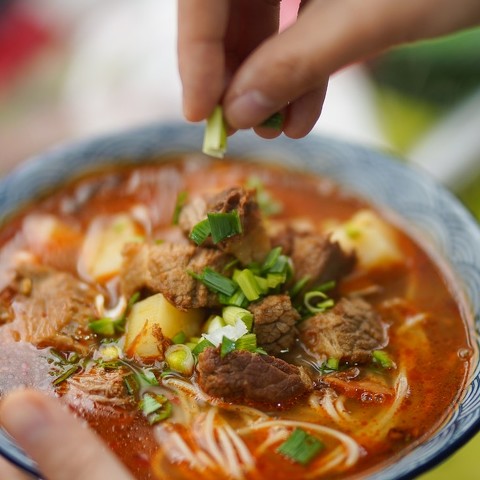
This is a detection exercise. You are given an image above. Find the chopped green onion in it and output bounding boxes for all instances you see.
[208,210,243,244]
[304,292,335,314]
[222,306,253,331]
[192,338,215,356]
[220,336,236,358]
[140,393,172,424]
[261,112,283,129]
[255,347,268,355]
[204,315,226,333]
[266,272,287,289]
[236,333,257,352]
[52,365,80,386]
[133,368,159,387]
[223,258,239,273]
[315,280,336,293]
[172,191,188,225]
[202,105,227,158]
[246,176,283,216]
[269,255,290,274]
[124,374,139,395]
[372,350,395,369]
[172,331,187,344]
[165,345,195,375]
[191,267,238,296]
[234,269,262,301]
[277,428,324,466]
[261,247,282,273]
[189,218,211,245]
[254,275,269,294]
[290,276,311,298]
[326,358,339,370]
[218,289,249,308]
[88,318,116,336]
[127,291,141,310]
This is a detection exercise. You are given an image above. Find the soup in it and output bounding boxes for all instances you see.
[0,157,474,479]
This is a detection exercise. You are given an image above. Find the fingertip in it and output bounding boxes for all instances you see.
[224,90,279,130]
[253,125,283,139]
[283,85,327,139]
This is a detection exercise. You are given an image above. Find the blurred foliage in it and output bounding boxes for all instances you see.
[369,27,480,154]
[458,170,480,221]
[370,28,480,109]
[374,87,441,153]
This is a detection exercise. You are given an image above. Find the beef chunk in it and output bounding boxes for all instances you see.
[179,187,271,264]
[121,242,233,311]
[290,233,355,287]
[178,196,208,237]
[197,348,312,408]
[248,294,299,355]
[0,264,97,353]
[299,297,387,363]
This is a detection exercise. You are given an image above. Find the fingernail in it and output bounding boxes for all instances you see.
[0,392,49,446]
[227,90,277,128]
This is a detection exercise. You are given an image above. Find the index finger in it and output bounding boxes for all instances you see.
[177,0,229,121]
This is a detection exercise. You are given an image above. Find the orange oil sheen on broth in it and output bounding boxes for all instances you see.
[0,157,474,480]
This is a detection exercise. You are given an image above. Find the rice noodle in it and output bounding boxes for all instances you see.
[224,424,255,470]
[254,427,290,456]
[397,312,427,334]
[306,447,348,478]
[334,396,353,423]
[169,431,201,467]
[310,390,344,425]
[202,408,226,467]
[239,419,361,469]
[217,425,243,479]
[374,370,409,433]
[94,294,126,320]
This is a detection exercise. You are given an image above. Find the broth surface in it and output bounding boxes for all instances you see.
[0,157,474,479]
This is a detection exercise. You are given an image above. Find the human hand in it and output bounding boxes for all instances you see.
[0,390,133,480]
[178,0,480,139]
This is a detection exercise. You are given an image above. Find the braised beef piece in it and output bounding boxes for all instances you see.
[178,196,208,237]
[299,297,387,363]
[270,226,355,289]
[0,263,97,353]
[248,294,299,355]
[121,242,233,311]
[60,366,135,412]
[179,187,271,264]
[197,348,312,408]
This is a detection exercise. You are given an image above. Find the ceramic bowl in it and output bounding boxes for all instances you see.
[0,123,479,479]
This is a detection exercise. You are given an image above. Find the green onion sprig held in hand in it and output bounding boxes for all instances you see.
[203,105,228,158]
[202,106,283,158]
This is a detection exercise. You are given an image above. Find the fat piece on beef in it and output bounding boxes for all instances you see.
[248,294,299,355]
[197,348,312,408]
[299,297,387,363]
[121,242,233,311]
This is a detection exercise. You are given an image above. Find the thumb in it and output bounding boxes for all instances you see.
[0,390,133,480]
[223,0,480,130]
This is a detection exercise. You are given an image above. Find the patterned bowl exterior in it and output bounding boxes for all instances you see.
[0,123,479,479]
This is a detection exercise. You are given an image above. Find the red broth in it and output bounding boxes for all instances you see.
[0,157,474,479]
